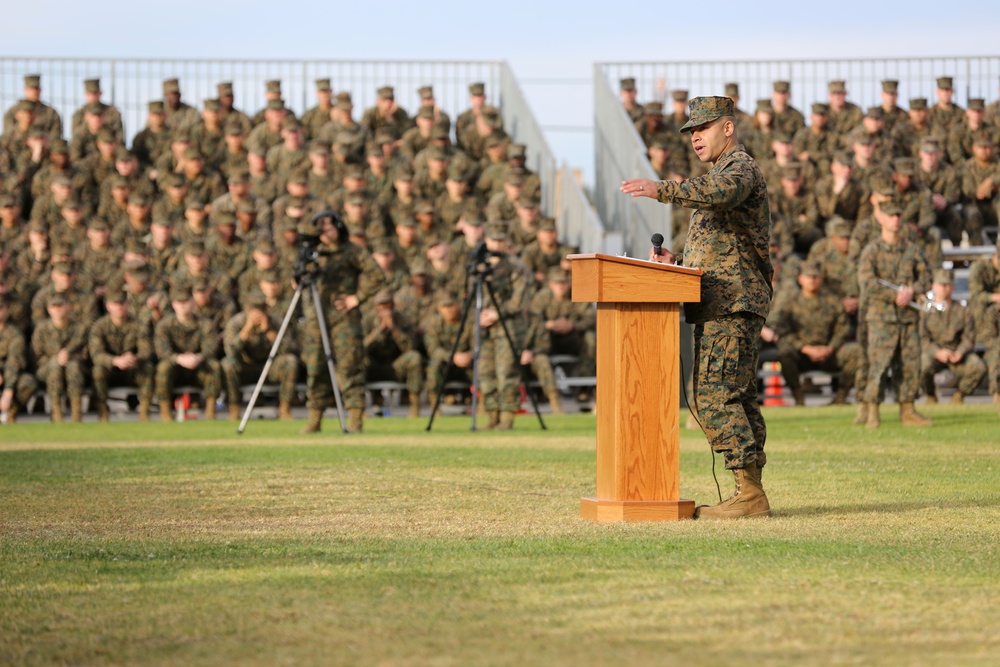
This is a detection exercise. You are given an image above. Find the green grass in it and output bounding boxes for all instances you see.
[2,406,999,666]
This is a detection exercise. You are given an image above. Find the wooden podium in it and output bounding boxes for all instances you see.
[567,254,702,522]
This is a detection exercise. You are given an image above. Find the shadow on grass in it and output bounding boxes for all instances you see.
[776,496,1000,518]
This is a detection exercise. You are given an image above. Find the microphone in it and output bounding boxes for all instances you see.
[651,233,665,256]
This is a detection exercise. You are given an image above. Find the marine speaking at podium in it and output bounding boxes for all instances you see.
[620,96,773,519]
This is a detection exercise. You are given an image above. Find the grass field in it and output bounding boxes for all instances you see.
[2,405,999,666]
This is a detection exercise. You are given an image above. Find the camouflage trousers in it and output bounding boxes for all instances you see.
[983,345,1000,395]
[155,359,222,401]
[921,351,987,397]
[962,198,999,245]
[527,354,558,396]
[692,313,766,470]
[37,359,87,401]
[366,350,425,397]
[2,373,39,408]
[221,354,299,406]
[551,330,597,377]
[777,342,861,393]
[304,314,365,410]
[426,360,472,398]
[864,321,921,404]
[92,361,154,404]
[478,325,521,413]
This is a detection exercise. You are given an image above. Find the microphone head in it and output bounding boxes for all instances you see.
[651,233,664,246]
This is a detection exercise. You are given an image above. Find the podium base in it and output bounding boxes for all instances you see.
[580,497,696,522]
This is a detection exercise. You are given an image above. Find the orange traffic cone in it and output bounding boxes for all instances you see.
[763,361,786,407]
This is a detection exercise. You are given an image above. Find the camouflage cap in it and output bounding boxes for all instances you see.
[373,288,395,305]
[50,139,69,154]
[163,172,187,188]
[773,80,791,93]
[52,261,74,275]
[148,100,166,114]
[163,78,180,93]
[213,210,237,226]
[13,99,35,114]
[116,146,135,162]
[893,157,916,175]
[395,216,417,228]
[96,128,118,144]
[435,290,460,306]
[61,196,82,210]
[771,130,793,144]
[336,91,352,105]
[342,163,366,180]
[83,101,104,115]
[182,239,207,256]
[968,98,986,111]
[52,173,73,187]
[84,78,101,93]
[392,163,415,181]
[418,85,434,99]
[485,132,508,149]
[377,86,394,100]
[243,290,267,312]
[462,211,484,227]
[828,80,847,94]
[308,139,331,155]
[266,98,286,111]
[374,128,398,144]
[171,126,193,143]
[799,261,823,277]
[909,98,928,111]
[755,99,774,113]
[415,199,436,214]
[203,98,221,112]
[426,145,449,161]
[184,194,207,210]
[24,74,41,88]
[416,105,435,120]
[932,269,953,285]
[865,106,884,119]
[811,103,830,115]
[50,242,73,257]
[620,77,636,92]
[517,192,541,208]
[851,132,874,146]
[504,168,526,185]
[919,136,942,153]
[258,269,281,283]
[281,116,301,131]
[127,191,151,207]
[297,219,320,236]
[315,78,332,91]
[936,76,953,90]
[780,163,804,180]
[287,170,309,185]
[224,120,245,136]
[644,101,664,115]
[265,79,282,94]
[724,82,739,97]
[546,267,570,282]
[46,292,68,307]
[538,217,557,232]
[446,162,466,182]
[671,90,688,102]
[485,221,508,240]
[508,143,526,159]
[409,260,431,276]
[217,81,234,96]
[370,238,395,255]
[825,216,852,237]
[880,198,903,216]
[881,80,899,94]
[0,192,17,207]
[469,82,486,96]
[430,123,451,141]
[972,131,996,147]
[191,275,211,292]
[254,239,277,254]
[106,288,128,304]
[169,284,193,302]
[345,191,368,207]
[183,146,204,161]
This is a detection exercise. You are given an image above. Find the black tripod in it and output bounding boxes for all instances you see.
[425,245,547,432]
[237,222,348,434]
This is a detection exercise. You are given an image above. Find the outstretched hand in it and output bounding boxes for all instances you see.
[620,179,659,199]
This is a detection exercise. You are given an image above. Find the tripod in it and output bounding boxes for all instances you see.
[237,254,348,435]
[425,249,547,432]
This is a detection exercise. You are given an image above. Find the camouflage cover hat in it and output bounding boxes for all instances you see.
[0,193,16,207]
[182,239,207,256]
[538,217,557,232]
[106,289,128,304]
[61,196,82,210]
[184,194,207,210]
[163,78,180,93]
[377,86,394,100]
[968,98,986,111]
[243,291,267,311]
[644,101,664,115]
[258,269,281,283]
[724,82,739,97]
[374,128,397,144]
[52,261,74,274]
[771,130,793,144]
[115,146,135,162]
[50,139,69,154]
[83,102,104,115]
[828,80,847,94]
[435,290,459,306]
[217,81,234,95]
[254,239,277,254]
[469,82,486,96]
[671,90,688,102]
[335,91,352,105]
[281,116,301,131]
[213,210,237,226]
[909,98,928,111]
[825,216,852,237]
[315,78,332,91]
[266,98,286,111]
[127,191,151,207]
[426,145,449,161]
[203,98,221,111]
[415,200,436,214]
[773,80,791,93]
[84,78,101,93]
[517,193,541,208]
[418,85,434,99]
[297,219,321,236]
[342,163,365,179]
[485,221,508,240]
[191,275,211,292]
[416,105,435,120]
[345,191,367,207]
[46,292,68,307]
[308,139,331,155]
[265,79,282,94]
[27,219,48,234]
[392,163,415,181]
[755,99,773,113]
[224,120,245,136]
[148,100,166,114]
[919,137,941,153]
[396,216,417,228]
[504,168,526,185]
[163,172,186,188]
[370,238,395,255]
[972,131,996,147]
[780,163,804,180]
[619,78,636,92]
[880,199,903,216]
[96,128,118,144]
[430,123,451,141]
[508,143,526,159]
[851,132,874,146]
[287,170,309,185]
[169,284,192,302]
[936,76,953,90]
[546,267,569,282]
[446,163,466,182]
[373,288,394,305]
[893,157,916,175]
[52,173,73,187]
[485,132,508,149]
[933,269,953,285]
[799,261,823,277]
[462,211,484,227]
[811,103,830,115]
[882,80,899,94]
[24,74,41,88]
[865,106,884,119]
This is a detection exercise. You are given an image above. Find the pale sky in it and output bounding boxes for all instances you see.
[2,0,997,184]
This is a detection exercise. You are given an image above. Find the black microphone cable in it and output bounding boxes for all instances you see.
[678,321,723,503]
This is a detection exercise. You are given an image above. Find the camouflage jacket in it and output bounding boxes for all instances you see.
[222,310,297,364]
[88,314,153,367]
[772,290,851,355]
[423,312,471,367]
[655,144,773,324]
[154,313,219,360]
[858,236,931,325]
[31,319,88,367]
[0,324,27,384]
[920,302,976,357]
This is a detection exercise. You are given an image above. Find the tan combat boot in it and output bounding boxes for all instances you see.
[792,386,806,406]
[546,390,565,415]
[408,401,420,418]
[347,408,364,432]
[854,402,869,425]
[485,409,501,430]
[900,402,933,427]
[69,396,82,423]
[51,399,64,423]
[300,408,323,433]
[950,392,965,405]
[925,394,939,405]
[204,398,217,421]
[96,401,110,423]
[830,387,849,405]
[696,466,771,520]
[138,400,151,423]
[865,402,881,429]
[278,401,293,420]
[7,404,19,423]
[159,396,173,422]
[495,410,516,431]
[228,404,241,420]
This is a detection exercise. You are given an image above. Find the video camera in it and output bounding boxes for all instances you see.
[466,241,504,276]
[294,209,348,280]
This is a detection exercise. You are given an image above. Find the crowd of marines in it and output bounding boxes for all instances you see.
[0,75,598,431]
[625,75,1000,425]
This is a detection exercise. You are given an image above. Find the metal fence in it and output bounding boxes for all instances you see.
[593,63,671,258]
[0,56,564,213]
[598,55,1000,118]
[555,164,621,255]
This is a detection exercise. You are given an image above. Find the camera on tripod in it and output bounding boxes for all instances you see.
[293,210,346,281]
[466,241,504,275]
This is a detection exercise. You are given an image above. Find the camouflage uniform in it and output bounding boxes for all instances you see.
[981,298,1000,398]
[967,253,1000,345]
[528,284,597,377]
[153,310,222,407]
[0,317,38,418]
[959,152,1000,245]
[88,308,155,414]
[31,311,88,421]
[857,236,932,405]
[362,296,424,403]
[920,299,986,400]
[221,307,299,409]
[654,122,772,470]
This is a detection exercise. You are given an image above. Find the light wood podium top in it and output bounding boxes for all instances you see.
[567,253,702,304]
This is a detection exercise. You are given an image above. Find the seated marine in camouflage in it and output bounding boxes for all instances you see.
[920,270,986,404]
[89,289,154,422]
[31,292,89,423]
